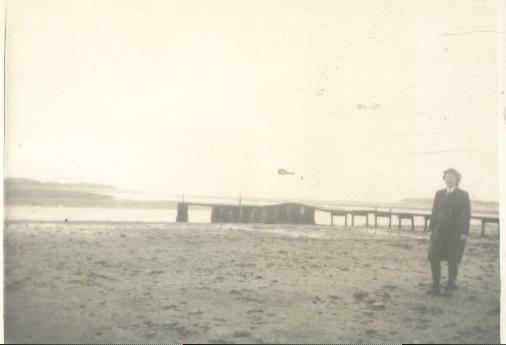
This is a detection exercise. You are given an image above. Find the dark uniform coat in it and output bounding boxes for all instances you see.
[427,188,471,264]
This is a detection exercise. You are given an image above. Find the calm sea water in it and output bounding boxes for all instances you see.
[5,205,492,227]
[5,206,208,223]
[5,206,333,224]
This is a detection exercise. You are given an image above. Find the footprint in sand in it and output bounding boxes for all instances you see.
[160,322,178,330]
[353,291,369,302]
[473,325,487,334]
[162,304,179,311]
[312,296,323,304]
[149,270,164,275]
[365,328,378,336]
[208,339,234,344]
[233,330,252,338]
[246,309,264,314]
[143,332,157,340]
[457,329,473,337]
[376,291,391,302]
[238,296,264,304]
[94,260,111,267]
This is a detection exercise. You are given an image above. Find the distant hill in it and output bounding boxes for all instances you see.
[4,178,176,209]
[399,197,498,214]
[4,178,499,215]
[5,178,117,193]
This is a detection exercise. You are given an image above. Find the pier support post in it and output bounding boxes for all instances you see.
[176,203,188,222]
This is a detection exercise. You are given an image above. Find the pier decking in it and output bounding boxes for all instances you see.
[176,202,500,237]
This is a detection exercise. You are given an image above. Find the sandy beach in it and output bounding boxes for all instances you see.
[4,221,500,344]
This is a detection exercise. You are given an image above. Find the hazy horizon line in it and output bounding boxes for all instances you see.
[4,175,499,205]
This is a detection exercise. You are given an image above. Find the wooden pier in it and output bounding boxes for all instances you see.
[330,210,348,226]
[374,209,392,228]
[350,210,369,227]
[396,212,415,231]
[183,202,316,225]
[480,217,500,236]
[176,202,500,237]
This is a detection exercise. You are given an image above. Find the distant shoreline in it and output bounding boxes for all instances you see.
[4,177,499,215]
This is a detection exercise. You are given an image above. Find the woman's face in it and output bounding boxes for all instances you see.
[443,173,457,189]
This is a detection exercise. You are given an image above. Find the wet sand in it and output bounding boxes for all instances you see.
[4,221,500,344]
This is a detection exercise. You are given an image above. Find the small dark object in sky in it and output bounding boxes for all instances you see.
[277,168,295,176]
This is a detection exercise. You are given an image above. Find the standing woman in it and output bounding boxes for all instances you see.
[427,168,471,297]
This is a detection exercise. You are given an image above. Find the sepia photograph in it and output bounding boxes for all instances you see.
[3,0,505,343]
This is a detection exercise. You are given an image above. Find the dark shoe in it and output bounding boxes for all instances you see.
[443,287,454,297]
[426,287,441,296]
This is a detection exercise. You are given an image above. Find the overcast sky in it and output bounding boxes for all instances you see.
[5,0,502,203]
